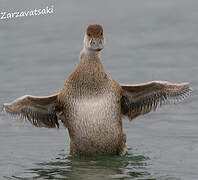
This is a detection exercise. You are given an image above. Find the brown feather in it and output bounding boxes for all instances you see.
[3,93,63,128]
[121,81,192,120]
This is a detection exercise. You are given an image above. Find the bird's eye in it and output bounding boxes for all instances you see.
[100,32,103,36]
[88,33,91,36]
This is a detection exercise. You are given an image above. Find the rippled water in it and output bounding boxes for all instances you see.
[0,0,198,179]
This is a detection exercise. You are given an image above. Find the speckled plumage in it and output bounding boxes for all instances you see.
[58,52,126,155]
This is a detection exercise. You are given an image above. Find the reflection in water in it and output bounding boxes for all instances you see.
[10,149,153,180]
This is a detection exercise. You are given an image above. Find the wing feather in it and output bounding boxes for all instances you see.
[121,81,192,120]
[3,93,62,128]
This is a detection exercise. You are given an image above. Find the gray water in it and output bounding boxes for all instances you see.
[0,0,197,179]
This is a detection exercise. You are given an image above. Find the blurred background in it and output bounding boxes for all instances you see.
[0,0,197,179]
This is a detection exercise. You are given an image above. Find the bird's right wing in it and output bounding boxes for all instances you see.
[3,93,63,128]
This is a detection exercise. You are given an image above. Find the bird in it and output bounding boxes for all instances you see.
[3,24,192,156]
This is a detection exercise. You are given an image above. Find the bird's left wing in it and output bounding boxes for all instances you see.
[120,81,192,120]
[3,93,63,128]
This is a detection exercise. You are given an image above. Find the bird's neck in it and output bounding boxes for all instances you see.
[78,47,104,73]
[80,47,100,61]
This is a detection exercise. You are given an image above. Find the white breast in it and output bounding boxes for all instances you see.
[75,96,116,124]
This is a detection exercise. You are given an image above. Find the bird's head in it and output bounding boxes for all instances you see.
[84,24,104,52]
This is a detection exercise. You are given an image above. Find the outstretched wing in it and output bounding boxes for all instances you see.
[121,81,192,120]
[3,93,63,128]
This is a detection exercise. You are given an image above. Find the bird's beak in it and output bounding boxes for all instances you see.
[89,38,104,51]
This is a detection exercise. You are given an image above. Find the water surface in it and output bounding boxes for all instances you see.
[0,0,197,179]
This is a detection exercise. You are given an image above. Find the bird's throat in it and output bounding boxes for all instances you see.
[80,47,100,60]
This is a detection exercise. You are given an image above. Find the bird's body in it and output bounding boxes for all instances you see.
[3,24,192,156]
[58,49,126,155]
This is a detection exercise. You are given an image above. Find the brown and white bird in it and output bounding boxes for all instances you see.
[3,24,192,156]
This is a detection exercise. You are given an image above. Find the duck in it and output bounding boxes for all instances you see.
[3,24,192,156]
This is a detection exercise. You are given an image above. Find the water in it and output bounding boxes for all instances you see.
[0,0,197,179]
